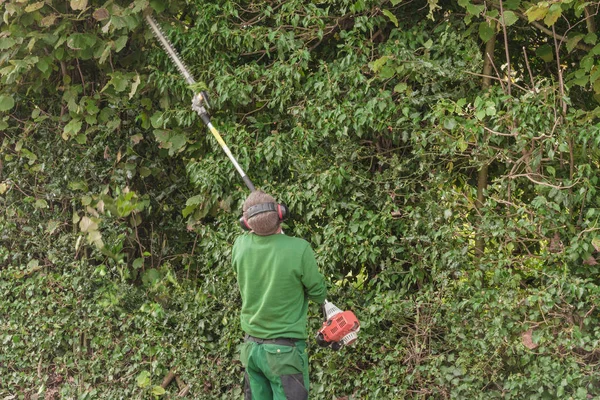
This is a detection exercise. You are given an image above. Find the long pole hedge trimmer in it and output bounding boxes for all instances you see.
[145,14,256,192]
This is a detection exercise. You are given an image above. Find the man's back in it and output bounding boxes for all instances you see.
[233,233,327,340]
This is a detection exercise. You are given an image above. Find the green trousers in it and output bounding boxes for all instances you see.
[239,339,309,400]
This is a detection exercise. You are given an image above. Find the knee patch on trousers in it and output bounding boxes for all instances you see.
[244,372,252,400]
[281,373,308,400]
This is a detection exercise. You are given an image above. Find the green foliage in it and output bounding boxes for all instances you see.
[2,0,600,399]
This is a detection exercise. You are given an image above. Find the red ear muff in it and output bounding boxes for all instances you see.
[239,202,289,231]
[277,203,289,220]
[239,216,252,231]
[240,215,252,231]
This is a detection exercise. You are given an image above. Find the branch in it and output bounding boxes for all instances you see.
[161,369,177,389]
[499,0,512,95]
[529,20,593,52]
[507,173,580,189]
[483,126,517,137]
[481,2,595,52]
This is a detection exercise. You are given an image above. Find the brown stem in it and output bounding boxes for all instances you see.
[499,1,512,95]
[522,46,535,89]
[475,162,489,258]
[176,375,190,396]
[552,26,567,115]
[161,369,177,389]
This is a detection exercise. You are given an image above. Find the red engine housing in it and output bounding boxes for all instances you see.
[317,310,360,346]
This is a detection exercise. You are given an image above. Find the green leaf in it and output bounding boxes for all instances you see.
[169,134,187,155]
[34,199,48,209]
[182,204,196,218]
[139,167,151,177]
[536,44,554,62]
[45,220,61,235]
[150,113,166,129]
[0,37,16,50]
[0,95,15,112]
[63,118,83,140]
[114,36,128,53]
[67,33,97,50]
[591,43,600,56]
[566,34,584,53]
[153,130,171,147]
[369,56,390,73]
[151,386,166,396]
[106,73,128,92]
[393,82,407,93]
[543,5,562,26]
[382,10,398,27]
[150,0,167,13]
[592,76,600,94]
[98,45,111,65]
[36,58,50,73]
[584,32,598,45]
[501,11,518,26]
[380,65,395,79]
[526,5,548,22]
[466,3,485,16]
[503,0,521,10]
[186,195,203,207]
[142,269,161,287]
[136,371,151,388]
[479,22,495,42]
[131,258,144,272]
[443,118,457,130]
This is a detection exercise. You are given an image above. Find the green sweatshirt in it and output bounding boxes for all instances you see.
[232,232,327,340]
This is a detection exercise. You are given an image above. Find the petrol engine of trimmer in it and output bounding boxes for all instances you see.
[315,300,360,351]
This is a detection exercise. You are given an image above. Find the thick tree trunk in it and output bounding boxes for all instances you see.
[482,22,497,89]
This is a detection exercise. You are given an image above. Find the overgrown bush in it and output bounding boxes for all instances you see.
[2,0,600,399]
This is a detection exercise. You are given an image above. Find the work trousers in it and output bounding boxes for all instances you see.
[240,337,309,400]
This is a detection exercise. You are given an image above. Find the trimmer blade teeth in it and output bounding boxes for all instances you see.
[145,15,196,85]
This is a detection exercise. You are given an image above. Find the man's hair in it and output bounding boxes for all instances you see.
[243,191,280,236]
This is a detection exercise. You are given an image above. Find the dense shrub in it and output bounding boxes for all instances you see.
[2,0,600,398]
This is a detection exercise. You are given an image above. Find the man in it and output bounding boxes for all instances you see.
[232,190,327,400]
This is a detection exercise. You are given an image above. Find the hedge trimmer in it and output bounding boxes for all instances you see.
[144,13,255,192]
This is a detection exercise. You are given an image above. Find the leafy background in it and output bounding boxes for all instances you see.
[2,0,600,398]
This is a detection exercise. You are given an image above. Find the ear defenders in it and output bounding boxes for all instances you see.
[239,202,289,231]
